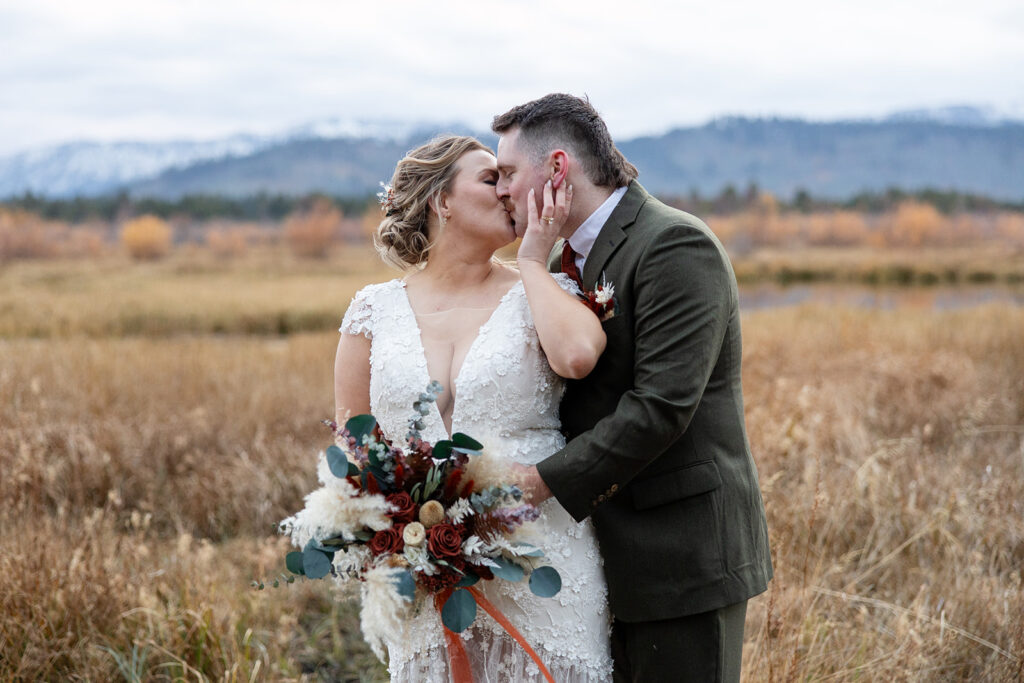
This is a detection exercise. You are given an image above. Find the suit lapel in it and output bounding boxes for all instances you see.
[581,180,648,287]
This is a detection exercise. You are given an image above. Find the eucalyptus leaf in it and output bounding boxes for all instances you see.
[528,566,562,598]
[491,556,525,582]
[432,441,453,460]
[392,570,416,601]
[325,445,351,479]
[441,588,477,633]
[368,465,388,486]
[302,546,332,580]
[367,448,381,468]
[455,572,480,588]
[451,433,483,451]
[285,551,305,576]
[345,414,377,443]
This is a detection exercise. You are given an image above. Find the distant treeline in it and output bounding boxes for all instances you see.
[2,191,377,223]
[3,186,1023,223]
[660,184,1024,217]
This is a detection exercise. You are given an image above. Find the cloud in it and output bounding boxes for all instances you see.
[1,0,1022,154]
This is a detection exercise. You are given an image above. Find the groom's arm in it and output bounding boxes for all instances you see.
[536,222,734,522]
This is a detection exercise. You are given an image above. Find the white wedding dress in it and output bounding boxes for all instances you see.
[340,275,613,683]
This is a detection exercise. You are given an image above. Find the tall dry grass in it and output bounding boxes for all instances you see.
[0,248,394,338]
[1,255,1022,680]
[741,305,1024,681]
[1,333,387,681]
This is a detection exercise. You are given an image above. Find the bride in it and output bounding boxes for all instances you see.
[333,135,614,682]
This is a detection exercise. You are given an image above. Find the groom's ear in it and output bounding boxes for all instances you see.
[548,150,569,189]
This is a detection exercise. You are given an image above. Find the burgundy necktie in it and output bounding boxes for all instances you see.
[560,241,584,289]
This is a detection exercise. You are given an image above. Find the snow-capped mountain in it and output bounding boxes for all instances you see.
[0,134,281,198]
[0,117,459,198]
[2,107,1023,201]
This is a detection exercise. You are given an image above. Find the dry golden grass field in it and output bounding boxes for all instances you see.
[2,247,1023,682]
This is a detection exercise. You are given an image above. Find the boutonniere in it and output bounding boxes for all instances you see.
[580,274,617,322]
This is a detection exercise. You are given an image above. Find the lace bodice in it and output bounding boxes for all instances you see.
[342,278,567,462]
[340,274,612,683]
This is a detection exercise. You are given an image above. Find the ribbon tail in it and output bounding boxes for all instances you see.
[467,586,556,683]
[434,590,474,683]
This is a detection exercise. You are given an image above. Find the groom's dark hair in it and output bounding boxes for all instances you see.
[492,93,638,188]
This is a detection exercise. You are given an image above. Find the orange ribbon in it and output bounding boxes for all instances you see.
[434,590,473,683]
[434,586,556,683]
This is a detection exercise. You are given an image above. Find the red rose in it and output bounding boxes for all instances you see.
[368,524,405,556]
[385,492,417,523]
[426,522,464,560]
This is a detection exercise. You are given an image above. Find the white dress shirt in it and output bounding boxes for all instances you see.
[567,185,628,273]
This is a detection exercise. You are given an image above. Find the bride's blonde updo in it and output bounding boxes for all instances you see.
[375,135,492,270]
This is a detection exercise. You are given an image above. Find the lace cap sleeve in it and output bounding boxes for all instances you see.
[339,287,374,338]
[551,271,582,297]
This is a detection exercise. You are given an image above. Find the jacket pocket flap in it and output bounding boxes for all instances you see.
[631,460,722,510]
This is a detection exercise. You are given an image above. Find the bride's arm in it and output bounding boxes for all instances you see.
[519,181,606,380]
[520,260,605,379]
[333,332,372,423]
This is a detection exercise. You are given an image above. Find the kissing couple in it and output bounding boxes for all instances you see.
[334,93,773,682]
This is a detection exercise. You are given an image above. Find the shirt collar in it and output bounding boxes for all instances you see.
[567,185,628,263]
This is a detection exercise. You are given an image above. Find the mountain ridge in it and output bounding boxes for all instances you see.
[3,107,1022,201]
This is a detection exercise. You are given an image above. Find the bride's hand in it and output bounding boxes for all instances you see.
[517,179,573,266]
[510,463,553,504]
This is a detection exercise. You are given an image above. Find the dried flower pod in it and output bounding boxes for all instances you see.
[403,522,426,547]
[387,554,410,568]
[419,500,445,528]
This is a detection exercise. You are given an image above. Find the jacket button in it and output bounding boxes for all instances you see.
[597,494,607,503]
[610,484,619,493]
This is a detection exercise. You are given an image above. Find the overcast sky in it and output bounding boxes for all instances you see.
[2,0,1022,155]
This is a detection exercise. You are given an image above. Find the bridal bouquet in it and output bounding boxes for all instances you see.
[277,382,562,669]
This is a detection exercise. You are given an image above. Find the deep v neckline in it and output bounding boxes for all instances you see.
[398,279,522,437]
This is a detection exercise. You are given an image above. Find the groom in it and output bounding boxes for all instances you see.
[494,94,773,682]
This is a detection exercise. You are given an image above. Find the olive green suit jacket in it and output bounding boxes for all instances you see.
[539,181,772,622]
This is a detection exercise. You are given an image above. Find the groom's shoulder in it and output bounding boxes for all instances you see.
[630,186,717,242]
[622,185,733,274]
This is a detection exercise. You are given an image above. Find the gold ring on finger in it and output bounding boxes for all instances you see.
[542,217,555,224]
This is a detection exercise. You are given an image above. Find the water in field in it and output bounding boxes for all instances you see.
[739,284,1024,310]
